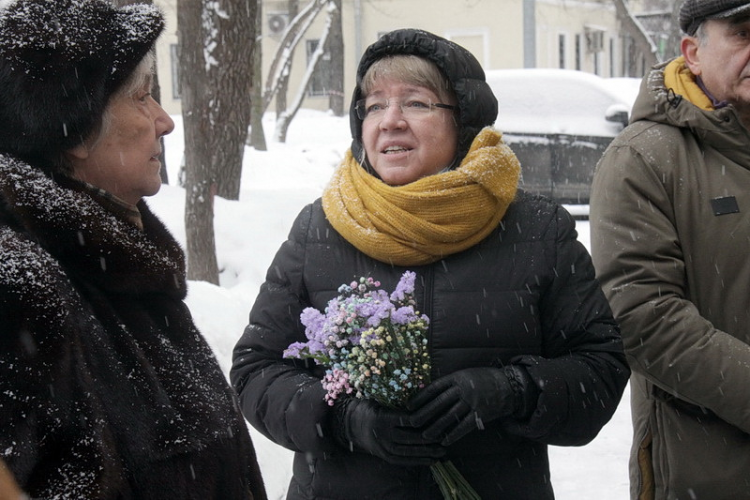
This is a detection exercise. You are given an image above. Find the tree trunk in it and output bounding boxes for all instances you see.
[328,0,344,116]
[275,0,299,118]
[179,0,255,283]
[110,0,168,184]
[274,2,332,142]
[263,0,322,113]
[250,0,267,151]
[178,0,218,284]
[209,1,255,201]
[264,0,328,144]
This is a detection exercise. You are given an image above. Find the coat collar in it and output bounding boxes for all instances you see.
[630,59,750,168]
[0,153,186,298]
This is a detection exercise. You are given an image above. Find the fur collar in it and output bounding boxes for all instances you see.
[0,153,186,298]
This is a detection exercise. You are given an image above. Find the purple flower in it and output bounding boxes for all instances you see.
[391,306,417,325]
[283,341,306,358]
[390,270,416,303]
[301,307,325,333]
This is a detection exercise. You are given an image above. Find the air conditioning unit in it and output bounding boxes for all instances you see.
[267,13,289,37]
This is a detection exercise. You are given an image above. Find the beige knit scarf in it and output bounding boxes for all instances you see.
[322,127,520,266]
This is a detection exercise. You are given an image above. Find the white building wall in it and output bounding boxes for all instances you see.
[154,0,179,115]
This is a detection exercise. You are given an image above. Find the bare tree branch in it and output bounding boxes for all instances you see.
[614,0,660,69]
[274,2,333,142]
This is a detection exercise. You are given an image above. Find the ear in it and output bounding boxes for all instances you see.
[681,36,702,76]
[64,142,90,162]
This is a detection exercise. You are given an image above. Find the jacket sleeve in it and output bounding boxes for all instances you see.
[591,140,750,434]
[504,204,630,446]
[230,204,340,457]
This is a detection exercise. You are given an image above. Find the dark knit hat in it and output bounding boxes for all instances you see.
[349,29,498,168]
[679,0,750,35]
[0,0,164,164]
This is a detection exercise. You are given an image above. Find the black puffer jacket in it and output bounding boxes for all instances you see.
[232,191,628,500]
[0,154,267,500]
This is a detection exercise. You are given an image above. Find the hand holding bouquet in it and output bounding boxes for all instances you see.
[284,271,480,500]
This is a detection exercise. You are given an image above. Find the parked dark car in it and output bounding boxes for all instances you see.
[486,69,636,205]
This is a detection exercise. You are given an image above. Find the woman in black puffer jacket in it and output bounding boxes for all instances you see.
[231,28,628,500]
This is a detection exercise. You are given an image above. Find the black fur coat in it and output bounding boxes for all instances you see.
[0,153,267,500]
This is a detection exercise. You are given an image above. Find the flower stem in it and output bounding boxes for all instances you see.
[430,460,481,500]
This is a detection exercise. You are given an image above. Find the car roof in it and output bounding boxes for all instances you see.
[485,68,635,137]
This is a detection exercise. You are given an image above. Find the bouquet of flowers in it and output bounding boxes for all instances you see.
[284,271,480,500]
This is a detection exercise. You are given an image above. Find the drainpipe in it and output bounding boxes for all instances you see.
[523,0,536,68]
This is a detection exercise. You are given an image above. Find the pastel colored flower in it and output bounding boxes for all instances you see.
[284,271,431,407]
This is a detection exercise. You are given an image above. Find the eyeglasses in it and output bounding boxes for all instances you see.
[355,97,456,121]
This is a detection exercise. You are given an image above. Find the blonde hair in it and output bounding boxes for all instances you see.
[361,55,456,104]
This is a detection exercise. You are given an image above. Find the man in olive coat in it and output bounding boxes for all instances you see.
[591,1,750,499]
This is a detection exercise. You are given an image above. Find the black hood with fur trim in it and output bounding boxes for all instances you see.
[0,0,164,166]
[349,28,498,166]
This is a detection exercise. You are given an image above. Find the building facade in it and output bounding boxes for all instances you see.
[154,0,627,116]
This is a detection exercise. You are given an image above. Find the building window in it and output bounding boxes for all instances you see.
[170,43,181,100]
[558,34,566,69]
[585,27,605,75]
[585,28,604,54]
[306,39,331,97]
[575,34,581,71]
[609,37,615,77]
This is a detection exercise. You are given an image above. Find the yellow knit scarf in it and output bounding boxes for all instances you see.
[664,56,715,110]
[321,127,520,266]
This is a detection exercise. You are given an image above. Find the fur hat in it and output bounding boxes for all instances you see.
[0,0,164,165]
[349,29,498,168]
[679,0,750,35]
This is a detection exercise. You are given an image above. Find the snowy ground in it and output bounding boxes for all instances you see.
[148,109,632,500]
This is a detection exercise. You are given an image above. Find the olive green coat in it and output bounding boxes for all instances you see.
[591,60,750,500]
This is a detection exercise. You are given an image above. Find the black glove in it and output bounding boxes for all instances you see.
[408,367,530,446]
[333,397,446,466]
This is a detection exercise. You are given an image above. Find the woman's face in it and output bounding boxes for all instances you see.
[68,74,174,205]
[361,77,458,186]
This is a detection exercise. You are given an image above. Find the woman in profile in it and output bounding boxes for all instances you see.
[0,1,266,498]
